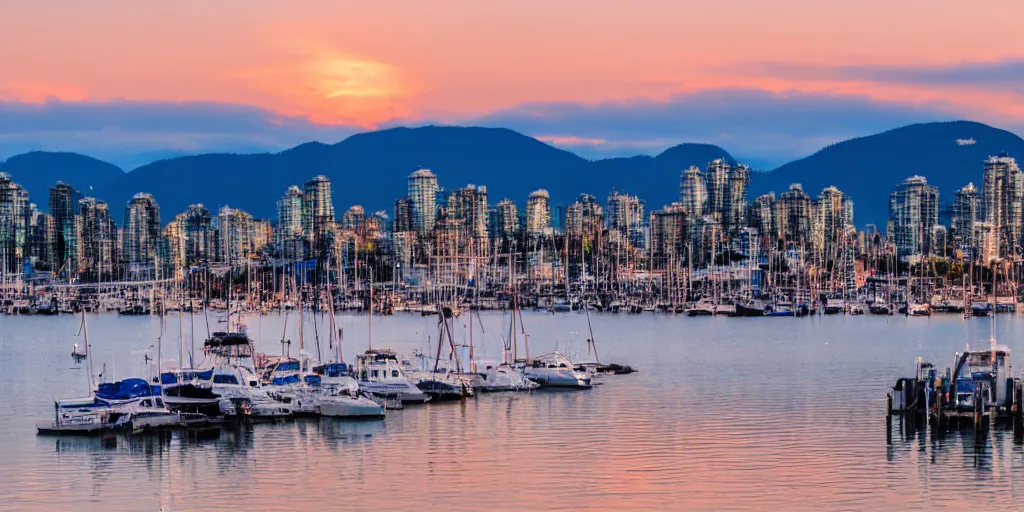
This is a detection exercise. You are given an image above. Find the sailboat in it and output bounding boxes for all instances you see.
[405,305,476,401]
[574,300,636,376]
[39,312,181,435]
[469,307,538,392]
[354,275,431,404]
[305,292,384,418]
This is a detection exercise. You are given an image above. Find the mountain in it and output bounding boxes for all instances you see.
[97,126,735,219]
[751,121,1024,228]
[0,152,124,209]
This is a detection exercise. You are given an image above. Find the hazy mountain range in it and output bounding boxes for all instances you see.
[0,120,1021,229]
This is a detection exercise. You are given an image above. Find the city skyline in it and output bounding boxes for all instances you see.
[0,148,1016,284]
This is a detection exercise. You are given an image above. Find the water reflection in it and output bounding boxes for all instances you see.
[7,313,1024,510]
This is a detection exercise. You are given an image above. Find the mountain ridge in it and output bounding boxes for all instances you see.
[1,121,1021,230]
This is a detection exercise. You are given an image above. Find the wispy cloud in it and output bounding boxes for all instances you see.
[0,99,361,170]
[474,88,954,165]
[742,58,1024,87]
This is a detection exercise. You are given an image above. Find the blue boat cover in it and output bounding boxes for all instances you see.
[271,374,301,386]
[316,363,349,377]
[96,378,155,400]
[161,369,214,385]
[304,375,322,387]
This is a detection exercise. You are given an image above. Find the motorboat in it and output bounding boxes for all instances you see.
[907,303,932,317]
[472,362,539,392]
[354,349,431,404]
[308,363,385,418]
[523,351,592,389]
[823,298,846,315]
[733,300,765,317]
[685,299,716,317]
[160,369,222,417]
[39,378,181,434]
[951,344,1013,411]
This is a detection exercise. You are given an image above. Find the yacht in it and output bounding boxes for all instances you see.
[40,378,181,434]
[472,362,539,392]
[907,303,932,317]
[160,368,222,417]
[823,298,846,315]
[354,349,431,404]
[523,351,592,389]
[308,362,385,418]
[685,298,716,317]
[951,344,1013,411]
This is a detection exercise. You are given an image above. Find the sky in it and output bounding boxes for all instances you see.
[2,0,1024,170]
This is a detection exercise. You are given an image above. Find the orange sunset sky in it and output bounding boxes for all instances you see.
[2,0,1023,168]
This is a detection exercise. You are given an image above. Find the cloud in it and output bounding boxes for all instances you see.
[744,58,1024,87]
[0,99,362,170]
[472,88,955,166]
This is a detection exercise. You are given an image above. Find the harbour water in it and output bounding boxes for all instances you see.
[2,312,1024,511]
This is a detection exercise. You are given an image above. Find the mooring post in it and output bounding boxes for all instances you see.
[886,393,893,445]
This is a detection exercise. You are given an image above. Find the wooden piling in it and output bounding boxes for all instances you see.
[886,393,893,445]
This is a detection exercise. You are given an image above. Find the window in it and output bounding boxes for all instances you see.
[142,400,152,407]
[154,399,164,407]
[372,370,379,378]
[391,370,400,378]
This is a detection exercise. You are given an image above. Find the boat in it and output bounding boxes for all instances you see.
[523,351,592,389]
[907,303,932,317]
[160,369,222,417]
[308,363,385,418]
[971,301,992,317]
[685,298,716,316]
[355,349,431,404]
[38,378,181,435]
[472,362,539,392]
[868,299,891,315]
[733,300,765,317]
[823,298,846,315]
[951,344,1014,411]
[71,343,87,362]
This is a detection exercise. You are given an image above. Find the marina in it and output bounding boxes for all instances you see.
[3,311,1024,510]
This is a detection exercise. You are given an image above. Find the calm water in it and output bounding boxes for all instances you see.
[2,311,1024,511]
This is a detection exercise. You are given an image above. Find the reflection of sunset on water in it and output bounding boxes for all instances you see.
[5,313,1024,510]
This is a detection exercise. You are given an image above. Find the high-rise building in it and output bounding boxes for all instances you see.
[302,175,335,254]
[29,211,55,266]
[705,159,731,221]
[123,193,161,270]
[607,192,645,247]
[725,164,750,235]
[811,186,848,260]
[888,176,939,258]
[982,154,1024,256]
[951,182,980,251]
[162,217,186,275]
[525,189,551,236]
[679,166,707,218]
[276,185,305,260]
[748,193,775,239]
[0,174,28,273]
[447,185,488,239]
[181,204,214,264]
[49,182,80,270]
[342,205,366,233]
[393,198,413,233]
[775,184,812,245]
[218,205,256,263]
[75,197,115,278]
[493,199,518,238]
[408,169,438,237]
[564,194,604,239]
[649,202,687,258]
